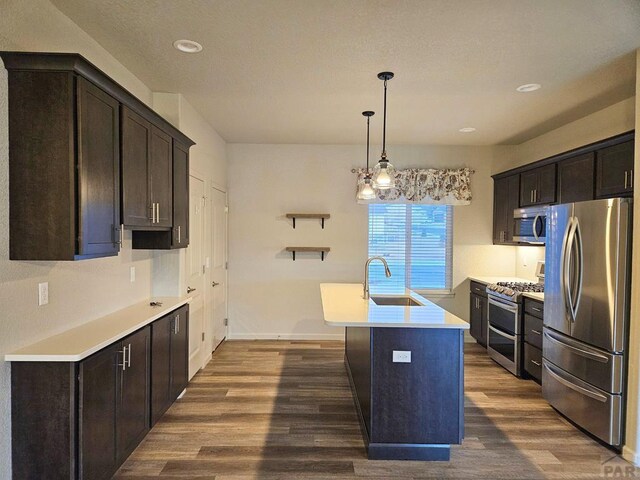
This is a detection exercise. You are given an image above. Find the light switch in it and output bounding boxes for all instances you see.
[392,350,411,363]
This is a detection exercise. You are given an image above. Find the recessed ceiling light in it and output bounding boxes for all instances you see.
[516,83,541,93]
[173,39,203,53]
[459,127,476,133]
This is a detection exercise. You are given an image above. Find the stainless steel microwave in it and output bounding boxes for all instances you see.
[513,206,546,244]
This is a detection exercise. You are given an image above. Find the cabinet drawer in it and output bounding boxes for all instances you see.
[524,314,543,349]
[524,343,542,383]
[524,299,544,318]
[470,281,487,297]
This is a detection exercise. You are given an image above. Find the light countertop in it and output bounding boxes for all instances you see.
[468,276,544,302]
[5,297,191,362]
[321,283,469,329]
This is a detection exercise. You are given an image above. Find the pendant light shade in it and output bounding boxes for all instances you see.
[372,71,396,190]
[357,110,377,200]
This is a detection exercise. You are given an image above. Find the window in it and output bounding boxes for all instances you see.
[368,204,453,292]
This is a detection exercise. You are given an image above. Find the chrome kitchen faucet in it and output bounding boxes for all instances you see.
[363,256,392,299]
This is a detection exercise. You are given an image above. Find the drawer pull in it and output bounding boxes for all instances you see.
[532,307,542,312]
[530,359,541,367]
[531,329,542,335]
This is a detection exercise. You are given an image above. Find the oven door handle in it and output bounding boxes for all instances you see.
[488,297,519,314]
[488,323,516,341]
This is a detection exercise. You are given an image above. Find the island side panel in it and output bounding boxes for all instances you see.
[11,362,77,479]
[370,327,464,445]
[344,326,372,437]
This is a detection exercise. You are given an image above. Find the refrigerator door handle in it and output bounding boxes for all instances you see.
[571,218,584,319]
[562,217,577,321]
[543,329,609,363]
[543,360,608,403]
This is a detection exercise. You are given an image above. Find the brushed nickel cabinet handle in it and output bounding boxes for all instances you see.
[157,203,160,222]
[187,287,196,294]
[624,171,628,189]
[127,343,131,368]
[531,329,542,335]
[531,359,541,367]
[178,225,181,244]
[119,346,127,371]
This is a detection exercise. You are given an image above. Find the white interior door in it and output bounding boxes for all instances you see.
[209,187,228,352]
[187,175,206,379]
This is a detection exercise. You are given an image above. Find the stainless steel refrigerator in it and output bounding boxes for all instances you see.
[543,197,632,447]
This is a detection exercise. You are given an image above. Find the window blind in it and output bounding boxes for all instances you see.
[368,204,453,292]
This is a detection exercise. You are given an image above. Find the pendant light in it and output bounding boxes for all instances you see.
[357,111,377,200]
[372,71,396,190]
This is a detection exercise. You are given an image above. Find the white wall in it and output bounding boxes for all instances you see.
[493,97,636,174]
[0,1,227,477]
[227,143,517,339]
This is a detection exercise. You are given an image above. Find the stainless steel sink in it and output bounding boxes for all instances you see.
[370,296,423,307]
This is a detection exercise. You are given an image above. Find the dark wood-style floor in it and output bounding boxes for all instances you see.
[115,340,637,479]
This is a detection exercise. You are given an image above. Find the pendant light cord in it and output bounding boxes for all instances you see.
[366,115,370,172]
[381,78,387,160]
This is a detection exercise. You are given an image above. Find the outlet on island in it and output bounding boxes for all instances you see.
[392,350,412,363]
[38,282,49,306]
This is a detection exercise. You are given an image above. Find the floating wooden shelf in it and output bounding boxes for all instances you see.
[285,247,331,261]
[285,213,330,229]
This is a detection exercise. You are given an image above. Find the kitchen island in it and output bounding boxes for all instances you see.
[321,283,469,461]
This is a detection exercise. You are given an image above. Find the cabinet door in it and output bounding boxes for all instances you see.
[150,125,173,227]
[79,344,119,480]
[77,78,121,257]
[171,306,189,400]
[469,293,487,347]
[595,141,634,198]
[493,175,520,245]
[493,177,509,244]
[151,314,173,426]
[172,141,190,248]
[117,326,150,463]
[558,153,594,203]
[520,170,538,207]
[536,164,556,204]
[122,106,152,227]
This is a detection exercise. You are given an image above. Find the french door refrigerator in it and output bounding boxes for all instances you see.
[543,197,632,447]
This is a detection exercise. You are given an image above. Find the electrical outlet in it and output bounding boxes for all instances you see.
[38,282,49,306]
[130,266,136,283]
[392,350,411,363]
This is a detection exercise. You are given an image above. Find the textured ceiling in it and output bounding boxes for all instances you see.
[50,0,640,145]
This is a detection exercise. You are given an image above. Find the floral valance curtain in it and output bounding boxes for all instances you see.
[355,167,474,205]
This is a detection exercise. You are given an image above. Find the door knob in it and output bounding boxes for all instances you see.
[187,287,196,294]
[212,281,220,287]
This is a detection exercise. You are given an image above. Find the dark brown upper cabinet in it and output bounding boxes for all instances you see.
[493,174,520,245]
[172,141,190,248]
[5,67,120,260]
[1,51,194,259]
[121,106,173,229]
[596,140,634,198]
[558,152,595,203]
[519,164,556,206]
[131,139,190,249]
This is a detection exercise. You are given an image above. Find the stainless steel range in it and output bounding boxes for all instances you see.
[486,281,544,376]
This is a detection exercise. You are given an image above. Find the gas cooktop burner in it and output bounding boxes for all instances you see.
[495,282,544,293]
[486,281,544,302]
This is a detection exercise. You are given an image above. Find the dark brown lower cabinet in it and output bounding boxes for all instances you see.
[151,305,189,425]
[523,298,544,383]
[469,293,487,347]
[78,343,119,480]
[11,305,188,479]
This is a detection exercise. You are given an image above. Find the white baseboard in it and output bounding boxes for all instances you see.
[623,445,640,465]
[227,333,344,341]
